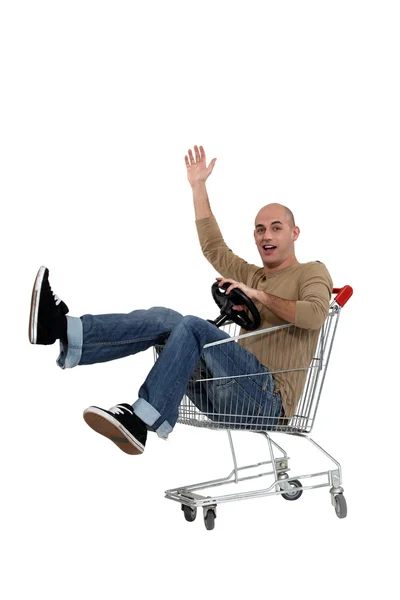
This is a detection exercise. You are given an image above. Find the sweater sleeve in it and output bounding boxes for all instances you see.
[195,215,260,286]
[294,262,333,330]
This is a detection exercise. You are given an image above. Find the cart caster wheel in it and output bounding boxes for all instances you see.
[204,509,216,531]
[181,504,197,522]
[334,494,347,519]
[281,479,303,501]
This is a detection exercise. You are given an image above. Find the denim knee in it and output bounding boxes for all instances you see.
[182,315,204,326]
[148,307,184,329]
[181,315,211,334]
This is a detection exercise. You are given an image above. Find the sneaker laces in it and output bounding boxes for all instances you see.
[109,404,133,416]
[53,292,62,306]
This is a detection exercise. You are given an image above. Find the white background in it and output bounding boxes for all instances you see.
[1,1,399,598]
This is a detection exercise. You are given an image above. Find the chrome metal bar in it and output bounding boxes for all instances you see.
[235,460,275,472]
[264,433,278,483]
[307,437,342,485]
[168,449,295,500]
[203,323,293,348]
[307,309,341,435]
[195,365,315,383]
[227,431,239,483]
[266,435,288,458]
[172,458,281,494]
[174,470,275,494]
[166,478,333,507]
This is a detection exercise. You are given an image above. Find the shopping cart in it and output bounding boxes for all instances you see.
[153,281,353,530]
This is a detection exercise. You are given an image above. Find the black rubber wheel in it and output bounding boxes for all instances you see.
[334,494,347,519]
[181,504,197,522]
[204,509,216,530]
[281,479,303,501]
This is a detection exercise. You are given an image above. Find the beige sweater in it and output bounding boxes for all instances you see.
[196,215,333,418]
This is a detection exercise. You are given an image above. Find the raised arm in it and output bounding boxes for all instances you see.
[185,145,216,219]
[185,145,260,285]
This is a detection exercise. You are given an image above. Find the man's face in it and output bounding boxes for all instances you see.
[254,208,299,269]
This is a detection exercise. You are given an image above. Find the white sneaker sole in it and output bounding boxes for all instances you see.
[29,266,47,344]
[83,407,145,455]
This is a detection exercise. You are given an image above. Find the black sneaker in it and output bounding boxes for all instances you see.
[83,403,147,455]
[29,266,69,345]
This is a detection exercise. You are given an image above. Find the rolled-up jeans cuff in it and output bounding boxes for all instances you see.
[56,316,83,369]
[133,398,173,440]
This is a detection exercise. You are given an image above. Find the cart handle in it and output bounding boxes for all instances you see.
[332,285,353,307]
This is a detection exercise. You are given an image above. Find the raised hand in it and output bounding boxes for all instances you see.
[185,145,217,187]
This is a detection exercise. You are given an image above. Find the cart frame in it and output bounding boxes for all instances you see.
[154,286,353,529]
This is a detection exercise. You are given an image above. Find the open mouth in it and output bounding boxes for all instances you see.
[263,245,277,255]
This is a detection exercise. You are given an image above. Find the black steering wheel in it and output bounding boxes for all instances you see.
[208,281,261,331]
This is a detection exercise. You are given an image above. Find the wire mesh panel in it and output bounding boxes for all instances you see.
[153,300,342,436]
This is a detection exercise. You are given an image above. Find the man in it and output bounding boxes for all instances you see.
[29,145,333,455]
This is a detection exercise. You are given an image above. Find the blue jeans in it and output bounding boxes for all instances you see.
[56,307,282,439]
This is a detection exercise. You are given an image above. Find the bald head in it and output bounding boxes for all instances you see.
[255,203,295,229]
[253,203,300,272]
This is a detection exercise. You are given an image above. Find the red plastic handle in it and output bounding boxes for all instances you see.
[332,285,353,307]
